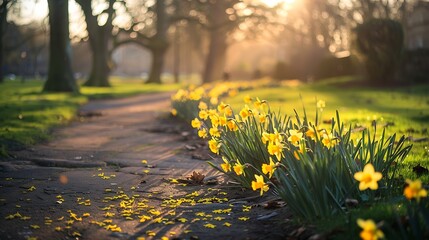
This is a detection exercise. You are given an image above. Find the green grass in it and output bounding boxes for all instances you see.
[0,77,180,157]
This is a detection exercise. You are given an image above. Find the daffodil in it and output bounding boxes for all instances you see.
[208,139,220,154]
[224,107,233,117]
[404,179,427,202]
[191,118,201,129]
[251,174,269,196]
[239,105,251,120]
[321,133,339,149]
[217,102,228,112]
[233,160,245,176]
[199,110,208,120]
[243,95,252,104]
[262,158,276,178]
[198,101,208,110]
[209,127,221,137]
[258,114,267,123]
[209,114,219,127]
[227,120,238,131]
[354,163,382,190]
[210,97,218,105]
[288,129,303,146]
[218,115,227,126]
[317,100,326,109]
[170,109,177,116]
[198,128,208,138]
[305,128,317,140]
[357,219,384,240]
[267,141,284,160]
[221,157,231,172]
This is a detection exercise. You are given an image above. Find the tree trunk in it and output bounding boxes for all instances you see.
[43,0,78,93]
[76,0,112,87]
[147,46,167,84]
[201,0,232,83]
[85,28,110,86]
[146,0,169,84]
[202,29,228,83]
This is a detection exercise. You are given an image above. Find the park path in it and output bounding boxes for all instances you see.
[0,92,294,240]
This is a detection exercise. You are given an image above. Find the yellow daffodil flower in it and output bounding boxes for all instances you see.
[198,101,208,110]
[262,158,276,178]
[221,157,231,172]
[218,115,227,126]
[210,97,218,105]
[233,160,245,176]
[239,105,251,120]
[322,133,340,149]
[227,120,238,131]
[258,113,267,123]
[209,127,221,138]
[267,141,284,160]
[357,219,384,240]
[288,129,303,146]
[198,128,208,138]
[354,163,382,191]
[199,110,208,120]
[251,174,269,196]
[191,118,201,129]
[170,109,177,116]
[208,139,221,154]
[217,102,228,112]
[404,179,427,202]
[305,128,317,140]
[244,95,252,104]
[317,100,326,109]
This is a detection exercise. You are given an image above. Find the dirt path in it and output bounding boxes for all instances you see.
[0,92,296,240]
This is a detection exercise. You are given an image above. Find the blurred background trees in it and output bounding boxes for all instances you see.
[1,0,428,90]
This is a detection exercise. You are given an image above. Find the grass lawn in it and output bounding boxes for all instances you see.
[0,77,181,157]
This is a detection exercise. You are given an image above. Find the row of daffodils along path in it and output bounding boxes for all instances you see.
[171,81,428,240]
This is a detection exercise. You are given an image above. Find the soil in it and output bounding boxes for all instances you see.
[0,92,311,240]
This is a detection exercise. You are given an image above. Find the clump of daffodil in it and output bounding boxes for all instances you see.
[357,219,384,240]
[233,160,245,176]
[354,163,383,191]
[262,158,276,178]
[252,174,269,196]
[404,179,427,202]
